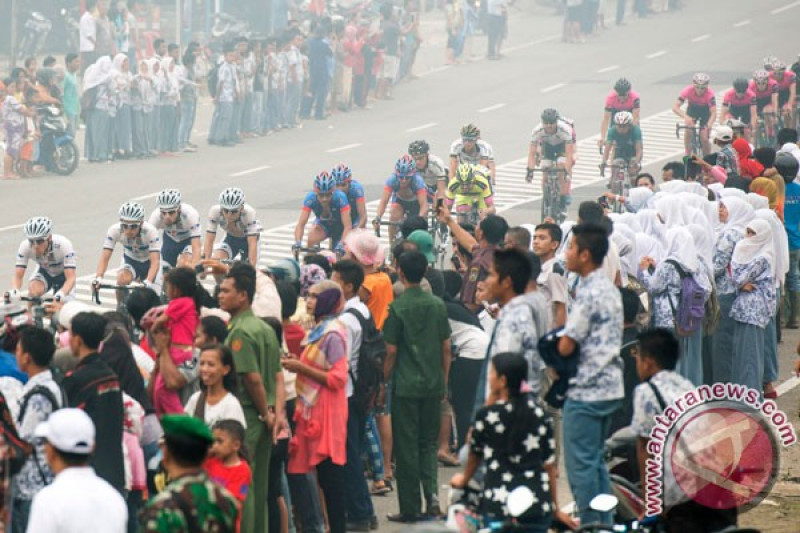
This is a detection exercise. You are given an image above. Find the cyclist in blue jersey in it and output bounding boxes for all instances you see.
[294,171,353,255]
[331,163,367,229]
[373,154,428,244]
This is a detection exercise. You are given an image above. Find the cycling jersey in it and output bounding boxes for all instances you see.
[531,119,575,161]
[341,180,366,225]
[604,90,641,117]
[449,139,494,166]
[207,204,262,238]
[722,88,756,123]
[16,234,77,278]
[302,190,351,223]
[417,154,448,190]
[605,125,642,160]
[103,222,162,262]
[384,173,427,203]
[445,172,494,212]
[678,85,716,125]
[148,203,202,243]
[748,79,778,112]
[771,70,797,93]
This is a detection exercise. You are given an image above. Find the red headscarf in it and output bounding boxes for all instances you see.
[732,138,765,180]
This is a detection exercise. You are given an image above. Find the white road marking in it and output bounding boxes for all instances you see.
[771,0,800,14]
[0,224,25,233]
[478,103,507,113]
[130,192,160,201]
[325,143,363,153]
[597,65,619,73]
[646,50,667,59]
[541,83,566,94]
[406,122,438,133]
[691,34,710,43]
[503,34,561,52]
[230,165,272,177]
[733,19,751,27]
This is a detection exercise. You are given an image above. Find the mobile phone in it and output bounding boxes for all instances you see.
[436,198,444,210]
[451,254,462,270]
[647,264,655,275]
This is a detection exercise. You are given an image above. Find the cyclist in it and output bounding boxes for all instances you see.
[770,59,797,127]
[445,163,495,224]
[96,202,162,291]
[332,163,367,229]
[672,72,716,155]
[408,139,448,197]
[721,78,757,140]
[147,188,202,269]
[204,187,262,266]
[598,77,641,149]
[374,154,428,244]
[601,111,643,180]
[449,123,496,185]
[294,171,353,255]
[12,217,76,300]
[527,108,575,216]
[749,69,779,136]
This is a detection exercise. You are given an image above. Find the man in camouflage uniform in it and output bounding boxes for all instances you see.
[140,415,239,532]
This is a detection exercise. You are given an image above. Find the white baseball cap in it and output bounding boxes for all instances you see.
[35,408,95,454]
[714,125,733,142]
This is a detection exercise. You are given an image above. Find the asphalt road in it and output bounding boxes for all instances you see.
[3,0,800,529]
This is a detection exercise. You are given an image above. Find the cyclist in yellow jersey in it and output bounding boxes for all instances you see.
[445,163,495,224]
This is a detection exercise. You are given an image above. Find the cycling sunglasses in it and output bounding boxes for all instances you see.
[398,174,414,180]
[28,238,47,245]
[222,208,241,214]
[161,209,178,216]
[120,223,140,230]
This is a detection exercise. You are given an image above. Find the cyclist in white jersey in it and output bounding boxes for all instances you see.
[449,123,496,185]
[96,202,162,290]
[12,217,77,300]
[147,188,202,269]
[409,139,448,197]
[527,108,576,216]
[204,187,262,266]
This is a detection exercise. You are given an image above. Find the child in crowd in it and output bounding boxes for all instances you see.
[205,419,252,533]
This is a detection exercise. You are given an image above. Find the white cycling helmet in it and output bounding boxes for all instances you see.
[614,111,634,126]
[692,72,710,86]
[156,189,182,210]
[119,202,145,222]
[24,216,52,239]
[726,118,746,130]
[772,59,786,71]
[220,187,245,210]
[753,69,770,83]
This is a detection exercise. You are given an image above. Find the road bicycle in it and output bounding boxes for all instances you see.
[675,122,704,157]
[528,166,567,224]
[91,280,146,315]
[755,112,778,149]
[600,158,634,213]
[2,292,58,331]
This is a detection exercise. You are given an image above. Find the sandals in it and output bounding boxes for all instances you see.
[370,480,392,495]
[438,452,461,467]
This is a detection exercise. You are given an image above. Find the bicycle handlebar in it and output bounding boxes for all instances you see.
[91,281,146,305]
[3,292,58,305]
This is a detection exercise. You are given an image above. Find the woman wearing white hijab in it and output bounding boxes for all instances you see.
[718,188,746,199]
[755,209,789,398]
[111,53,133,159]
[711,196,755,383]
[131,58,154,158]
[636,209,666,246]
[82,55,114,162]
[730,219,777,394]
[613,224,638,281]
[654,195,690,228]
[640,227,711,386]
[159,57,180,153]
[658,180,689,194]
[745,193,769,211]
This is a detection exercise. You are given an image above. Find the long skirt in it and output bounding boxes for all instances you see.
[159,104,178,152]
[731,321,765,393]
[85,108,111,161]
[112,104,133,153]
[710,293,736,383]
[150,105,161,152]
[131,109,150,156]
[676,327,703,387]
[764,313,779,383]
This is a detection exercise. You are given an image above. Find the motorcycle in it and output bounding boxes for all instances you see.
[17,11,52,60]
[36,105,80,176]
[209,13,251,54]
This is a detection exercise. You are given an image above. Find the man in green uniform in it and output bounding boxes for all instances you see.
[383,251,452,523]
[218,262,285,533]
[140,415,239,532]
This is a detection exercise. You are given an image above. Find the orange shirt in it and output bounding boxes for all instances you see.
[361,271,394,330]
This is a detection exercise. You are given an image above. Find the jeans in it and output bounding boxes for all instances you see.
[208,101,234,144]
[267,89,284,130]
[250,91,264,133]
[787,249,800,291]
[317,459,346,533]
[310,77,331,120]
[486,14,504,57]
[177,98,197,149]
[286,82,302,126]
[344,398,375,522]
[66,112,79,139]
[563,398,621,526]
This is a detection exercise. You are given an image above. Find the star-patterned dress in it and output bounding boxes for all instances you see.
[469,394,555,522]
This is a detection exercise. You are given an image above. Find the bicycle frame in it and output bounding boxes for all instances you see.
[675,122,703,156]
[530,167,566,224]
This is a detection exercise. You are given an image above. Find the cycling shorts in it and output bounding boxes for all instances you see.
[314,218,345,246]
[686,103,711,126]
[120,256,163,291]
[756,96,773,114]
[393,197,422,218]
[727,104,752,125]
[213,233,260,263]
[542,141,567,161]
[778,89,792,108]
[161,235,194,268]
[28,268,67,295]
[614,143,638,161]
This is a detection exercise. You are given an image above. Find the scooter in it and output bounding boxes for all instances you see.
[36,105,79,176]
[17,11,52,60]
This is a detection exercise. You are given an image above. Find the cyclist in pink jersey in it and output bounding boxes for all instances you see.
[770,60,797,126]
[598,77,641,149]
[672,73,716,155]
[749,69,779,132]
[721,78,757,141]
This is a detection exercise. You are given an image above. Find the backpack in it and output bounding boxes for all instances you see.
[537,327,580,409]
[207,62,221,98]
[665,260,706,337]
[17,384,65,480]
[0,391,29,477]
[345,308,386,416]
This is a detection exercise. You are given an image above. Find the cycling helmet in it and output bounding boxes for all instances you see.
[314,171,336,193]
[726,118,746,131]
[733,77,749,93]
[156,188,182,210]
[614,77,631,94]
[775,152,799,181]
[460,123,480,140]
[613,111,633,126]
[219,187,245,210]
[24,216,52,239]
[541,108,559,124]
[772,59,787,72]
[408,140,430,156]
[455,163,475,184]
[753,69,769,83]
[395,154,417,176]
[331,164,352,185]
[692,72,710,86]
[119,202,145,222]
[763,55,777,70]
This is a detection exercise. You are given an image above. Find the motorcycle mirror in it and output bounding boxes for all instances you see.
[589,493,619,514]
[507,486,535,518]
